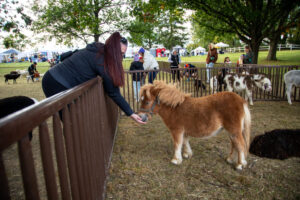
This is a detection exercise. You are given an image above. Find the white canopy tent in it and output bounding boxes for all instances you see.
[0,53,10,63]
[17,50,35,60]
[191,46,206,55]
[215,42,229,48]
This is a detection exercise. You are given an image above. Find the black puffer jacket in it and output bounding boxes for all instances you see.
[48,42,133,116]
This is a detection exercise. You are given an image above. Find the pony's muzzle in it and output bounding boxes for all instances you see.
[138,113,149,122]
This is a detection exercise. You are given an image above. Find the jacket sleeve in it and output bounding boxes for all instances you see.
[101,71,134,116]
[206,52,209,64]
[142,54,149,70]
[214,52,218,63]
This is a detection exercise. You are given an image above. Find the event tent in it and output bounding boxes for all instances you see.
[215,42,229,48]
[2,48,20,54]
[191,46,206,55]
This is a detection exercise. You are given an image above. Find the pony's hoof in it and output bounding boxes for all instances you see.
[242,160,247,167]
[235,164,243,170]
[226,157,234,164]
[171,158,182,165]
[183,152,193,159]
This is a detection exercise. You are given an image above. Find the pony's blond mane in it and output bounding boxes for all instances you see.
[140,80,191,108]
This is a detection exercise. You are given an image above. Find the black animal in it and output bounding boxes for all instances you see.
[194,78,206,91]
[4,71,21,84]
[216,68,230,92]
[0,96,37,140]
[250,129,300,160]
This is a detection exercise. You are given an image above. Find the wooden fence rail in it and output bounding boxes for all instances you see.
[0,76,118,200]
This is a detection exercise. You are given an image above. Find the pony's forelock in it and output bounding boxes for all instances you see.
[139,81,190,108]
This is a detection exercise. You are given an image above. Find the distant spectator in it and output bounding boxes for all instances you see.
[138,48,159,84]
[168,50,181,82]
[34,54,38,63]
[28,62,37,82]
[183,63,197,79]
[241,45,255,73]
[130,57,144,101]
[206,43,218,83]
[242,46,254,64]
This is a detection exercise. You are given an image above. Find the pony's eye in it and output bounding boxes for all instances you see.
[145,101,150,105]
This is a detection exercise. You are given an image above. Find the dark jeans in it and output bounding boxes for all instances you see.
[148,70,158,84]
[171,66,180,82]
[42,71,68,120]
[42,71,67,98]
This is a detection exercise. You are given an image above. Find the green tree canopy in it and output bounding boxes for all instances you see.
[190,13,241,50]
[128,0,188,50]
[181,0,300,64]
[32,0,129,45]
[0,0,32,50]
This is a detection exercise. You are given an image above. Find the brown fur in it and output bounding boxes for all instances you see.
[139,80,251,170]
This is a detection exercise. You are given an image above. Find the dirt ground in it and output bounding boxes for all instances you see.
[106,101,300,200]
[1,76,300,200]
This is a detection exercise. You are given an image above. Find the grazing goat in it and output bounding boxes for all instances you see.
[284,70,300,105]
[0,96,38,140]
[4,72,21,84]
[224,73,272,105]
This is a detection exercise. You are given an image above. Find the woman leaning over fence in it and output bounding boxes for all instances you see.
[206,43,218,83]
[42,32,146,124]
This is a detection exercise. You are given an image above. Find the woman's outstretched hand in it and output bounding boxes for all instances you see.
[130,113,147,124]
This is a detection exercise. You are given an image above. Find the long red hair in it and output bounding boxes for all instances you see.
[103,32,125,87]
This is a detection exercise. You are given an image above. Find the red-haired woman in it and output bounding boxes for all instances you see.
[42,32,145,124]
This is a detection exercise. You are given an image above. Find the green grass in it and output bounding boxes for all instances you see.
[1,50,300,73]
[0,61,51,75]
[155,50,300,66]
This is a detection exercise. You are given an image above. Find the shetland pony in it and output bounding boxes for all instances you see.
[138,81,251,170]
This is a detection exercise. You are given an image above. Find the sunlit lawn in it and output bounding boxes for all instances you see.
[1,50,299,74]
[155,50,300,66]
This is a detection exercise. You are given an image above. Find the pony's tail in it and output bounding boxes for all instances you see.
[242,103,251,156]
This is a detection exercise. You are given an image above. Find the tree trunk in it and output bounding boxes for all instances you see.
[250,40,261,73]
[267,33,280,61]
[94,34,100,42]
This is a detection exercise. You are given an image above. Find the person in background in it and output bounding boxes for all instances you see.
[242,46,254,64]
[138,48,159,84]
[130,57,144,102]
[242,45,256,73]
[42,32,146,124]
[28,62,37,82]
[168,50,181,82]
[205,43,218,83]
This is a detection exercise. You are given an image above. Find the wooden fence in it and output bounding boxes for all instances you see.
[123,62,300,112]
[0,76,118,200]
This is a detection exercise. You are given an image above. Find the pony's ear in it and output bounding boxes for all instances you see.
[140,84,154,100]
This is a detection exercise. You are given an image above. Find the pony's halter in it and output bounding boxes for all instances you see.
[139,96,160,116]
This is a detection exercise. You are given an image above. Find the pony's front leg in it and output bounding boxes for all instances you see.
[171,130,184,165]
[183,135,193,159]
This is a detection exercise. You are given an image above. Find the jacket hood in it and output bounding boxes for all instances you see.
[86,42,104,53]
